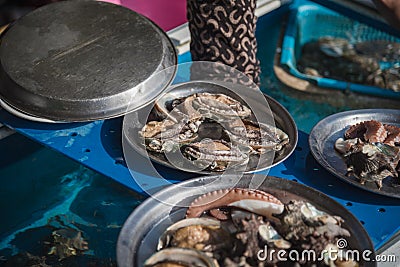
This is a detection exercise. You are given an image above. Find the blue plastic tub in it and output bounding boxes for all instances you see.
[280,4,400,99]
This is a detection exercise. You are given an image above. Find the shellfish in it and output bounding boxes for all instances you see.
[336,120,400,189]
[274,200,350,256]
[297,37,400,90]
[157,218,231,253]
[344,120,387,143]
[144,248,219,267]
[48,228,89,261]
[323,244,360,267]
[148,187,358,267]
[139,119,200,153]
[156,92,252,122]
[258,222,292,249]
[318,37,355,58]
[334,138,360,155]
[384,124,400,146]
[182,140,249,172]
[224,119,289,154]
[141,89,292,173]
[366,67,400,92]
[344,142,400,189]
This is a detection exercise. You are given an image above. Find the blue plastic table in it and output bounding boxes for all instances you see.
[1,2,400,251]
[1,109,400,250]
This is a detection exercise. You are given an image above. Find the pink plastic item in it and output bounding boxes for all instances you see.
[101,0,122,5]
[120,0,187,31]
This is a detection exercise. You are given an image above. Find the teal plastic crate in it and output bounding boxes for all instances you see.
[280,4,400,99]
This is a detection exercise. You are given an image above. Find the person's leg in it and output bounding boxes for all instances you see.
[187,0,260,85]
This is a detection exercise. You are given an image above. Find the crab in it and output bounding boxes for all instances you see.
[156,92,252,123]
[139,119,201,153]
[143,91,292,173]
[182,140,249,172]
[224,119,289,154]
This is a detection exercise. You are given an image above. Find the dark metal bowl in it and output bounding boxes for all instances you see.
[117,175,375,267]
[0,1,176,122]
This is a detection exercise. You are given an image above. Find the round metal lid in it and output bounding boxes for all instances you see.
[0,1,177,122]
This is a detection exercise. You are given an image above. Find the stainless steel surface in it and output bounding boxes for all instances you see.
[0,98,60,123]
[117,175,375,267]
[377,235,400,266]
[309,109,400,199]
[0,1,177,122]
[123,81,298,174]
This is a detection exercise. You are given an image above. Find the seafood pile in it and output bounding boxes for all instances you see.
[298,37,400,92]
[139,92,289,172]
[144,188,357,266]
[47,228,89,261]
[335,120,400,189]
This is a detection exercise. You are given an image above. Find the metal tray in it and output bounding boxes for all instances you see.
[0,1,177,122]
[0,98,60,123]
[309,109,400,198]
[122,81,298,174]
[117,175,375,267]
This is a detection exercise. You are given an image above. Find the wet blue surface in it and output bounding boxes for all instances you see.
[0,138,144,265]
[0,2,400,266]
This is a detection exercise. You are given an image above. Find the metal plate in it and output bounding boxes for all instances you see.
[0,1,177,122]
[309,109,400,198]
[117,175,375,267]
[123,81,298,174]
[0,98,61,123]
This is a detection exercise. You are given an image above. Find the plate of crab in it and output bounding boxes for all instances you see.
[309,109,400,198]
[123,81,298,174]
[117,174,375,267]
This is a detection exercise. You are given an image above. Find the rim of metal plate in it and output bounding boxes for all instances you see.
[0,1,177,122]
[309,109,400,199]
[0,98,62,123]
[117,174,375,267]
[122,81,298,175]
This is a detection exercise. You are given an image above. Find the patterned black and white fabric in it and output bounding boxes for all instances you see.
[187,0,261,85]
